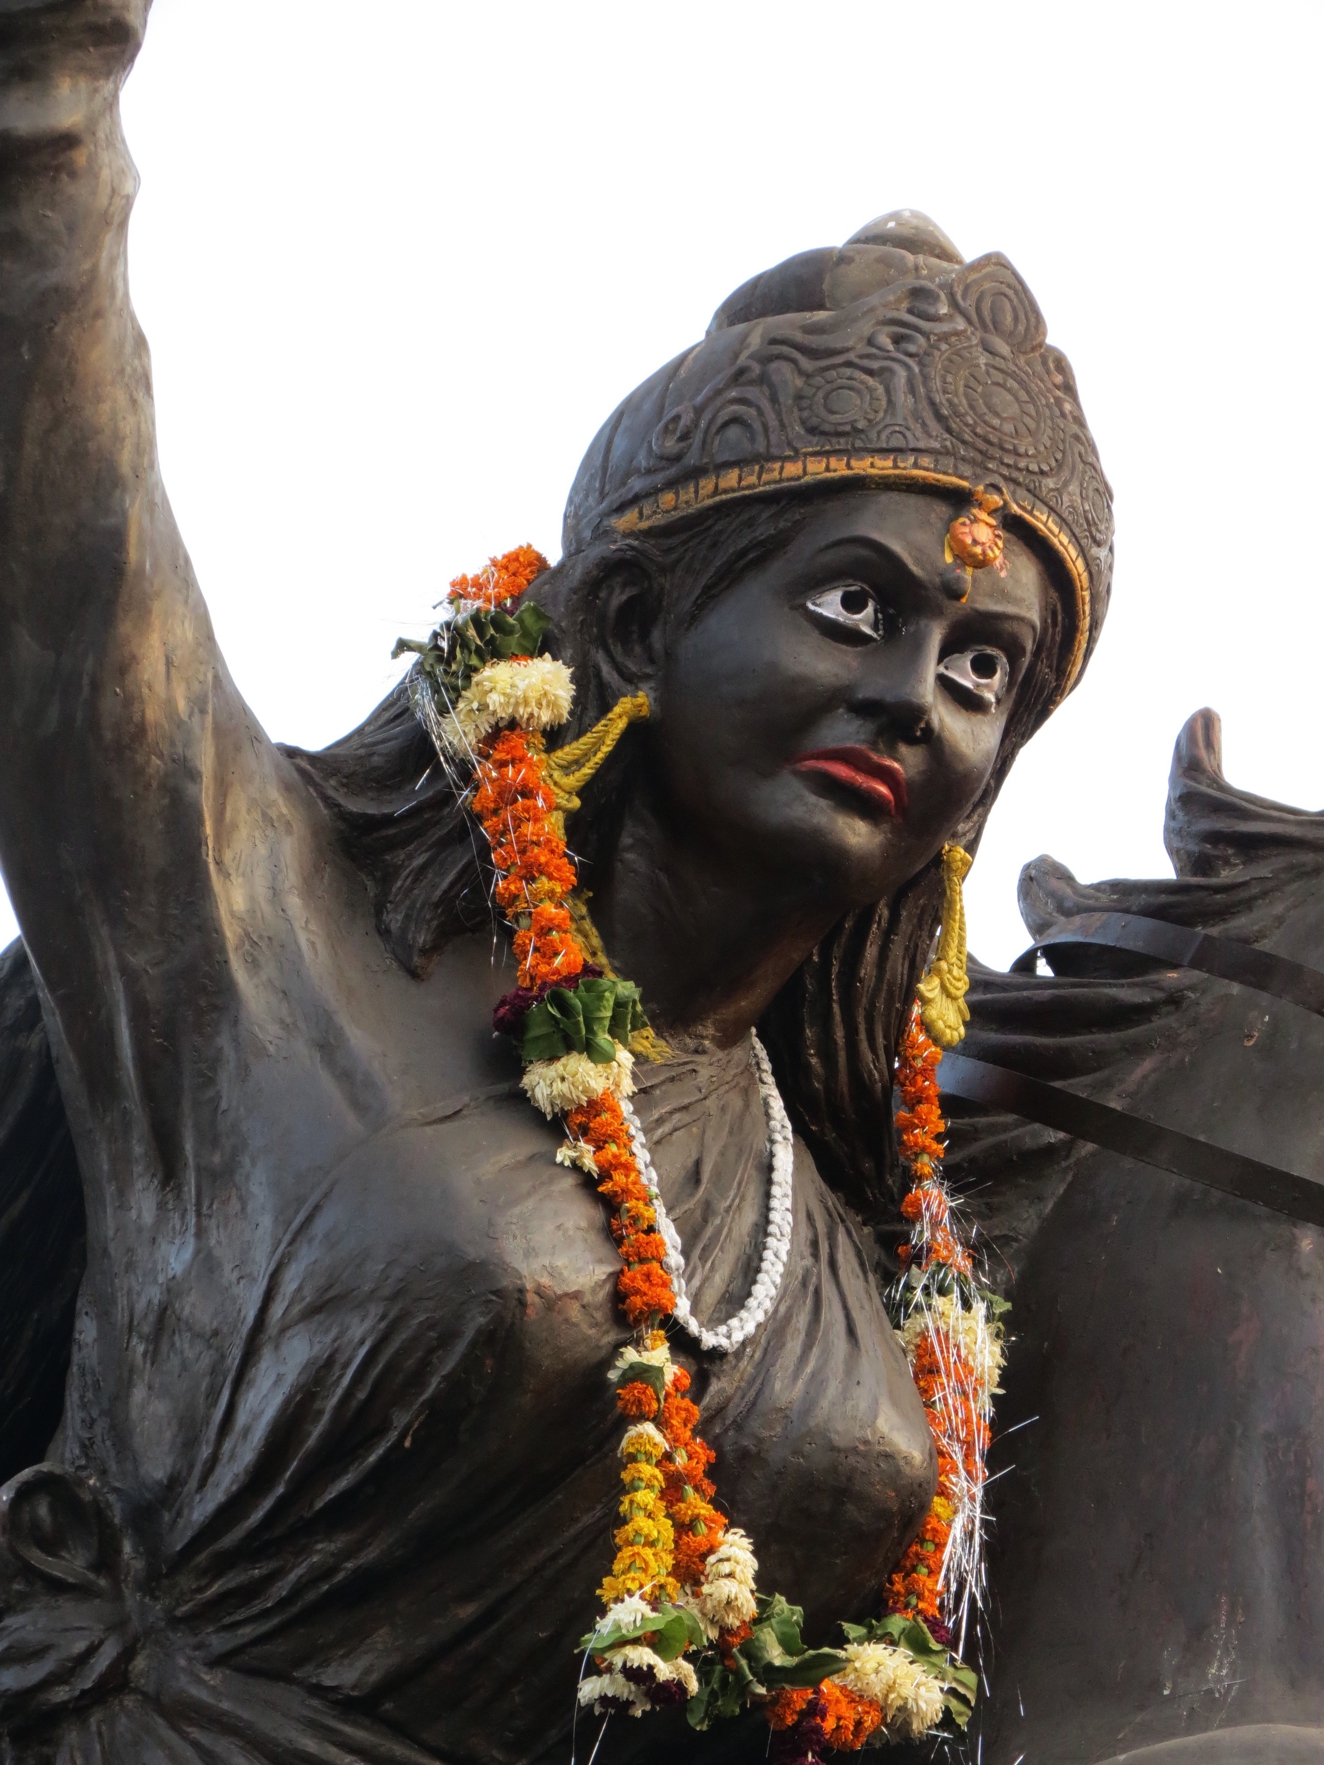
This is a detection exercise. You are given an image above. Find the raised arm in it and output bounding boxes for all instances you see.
[0,3,311,1159]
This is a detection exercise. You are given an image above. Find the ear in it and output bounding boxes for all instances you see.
[591,561,666,708]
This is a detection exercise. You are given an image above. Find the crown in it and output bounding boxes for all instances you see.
[563,213,1112,703]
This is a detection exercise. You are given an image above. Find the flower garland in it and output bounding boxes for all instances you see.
[397,549,997,1758]
[886,1001,1008,1654]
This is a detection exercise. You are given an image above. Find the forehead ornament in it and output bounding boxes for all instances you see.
[942,486,1008,602]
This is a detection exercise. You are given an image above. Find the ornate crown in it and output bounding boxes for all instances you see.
[562,212,1112,703]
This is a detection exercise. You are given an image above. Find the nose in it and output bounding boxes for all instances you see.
[848,625,939,744]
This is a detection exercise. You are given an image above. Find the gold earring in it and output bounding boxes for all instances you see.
[543,692,650,836]
[916,844,972,1048]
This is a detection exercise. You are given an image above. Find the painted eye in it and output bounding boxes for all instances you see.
[806,582,883,642]
[938,646,1010,709]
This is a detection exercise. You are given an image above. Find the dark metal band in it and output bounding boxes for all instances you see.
[1010,910,1324,1018]
[945,912,1324,1226]
[939,1053,1324,1228]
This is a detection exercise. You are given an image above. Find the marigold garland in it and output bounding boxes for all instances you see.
[885,1005,1005,1648]
[397,547,991,1759]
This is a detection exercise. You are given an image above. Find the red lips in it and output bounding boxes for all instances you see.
[789,746,909,818]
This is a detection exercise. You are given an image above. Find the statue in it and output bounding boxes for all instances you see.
[940,710,1324,1764]
[11,4,1308,1762]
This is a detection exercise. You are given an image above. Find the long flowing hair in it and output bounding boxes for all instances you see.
[284,487,1066,1225]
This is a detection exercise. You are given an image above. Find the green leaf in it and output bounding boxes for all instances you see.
[756,1593,805,1641]
[575,977,626,1064]
[517,980,635,1067]
[607,979,648,1045]
[687,1664,733,1731]
[519,995,577,1063]
[578,1602,704,1661]
[612,1360,666,1407]
[509,600,551,653]
[943,1686,975,1730]
[740,1625,788,1676]
[648,1608,706,1662]
[755,1647,848,1690]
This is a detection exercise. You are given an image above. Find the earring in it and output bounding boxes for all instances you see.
[543,692,650,836]
[916,844,973,1048]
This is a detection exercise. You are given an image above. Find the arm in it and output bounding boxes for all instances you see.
[0,2,317,1178]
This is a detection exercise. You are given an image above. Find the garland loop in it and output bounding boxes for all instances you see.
[396,548,1003,1758]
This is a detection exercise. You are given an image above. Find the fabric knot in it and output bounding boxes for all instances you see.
[0,1464,136,1727]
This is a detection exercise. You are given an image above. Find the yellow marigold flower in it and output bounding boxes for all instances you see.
[613,1515,674,1553]
[621,1463,665,1493]
[619,1423,666,1462]
[620,1492,659,1519]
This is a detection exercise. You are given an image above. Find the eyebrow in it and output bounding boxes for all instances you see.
[811,533,930,585]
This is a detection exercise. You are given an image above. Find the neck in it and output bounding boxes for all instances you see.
[586,789,848,1047]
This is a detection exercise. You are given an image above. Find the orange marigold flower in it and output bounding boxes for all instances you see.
[598,1180,652,1218]
[513,932,585,989]
[570,1099,626,1145]
[616,1380,660,1420]
[618,1265,676,1324]
[661,1387,700,1436]
[483,728,542,766]
[593,1146,638,1178]
[449,544,550,610]
[766,1689,814,1731]
[717,1619,755,1670]
[817,1681,884,1749]
[899,1183,949,1226]
[619,1231,669,1267]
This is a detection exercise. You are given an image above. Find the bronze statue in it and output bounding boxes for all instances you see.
[6,4,1309,1763]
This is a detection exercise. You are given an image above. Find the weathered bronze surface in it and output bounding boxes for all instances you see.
[5,5,1312,1764]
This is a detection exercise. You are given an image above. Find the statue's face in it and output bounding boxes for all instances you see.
[650,489,1051,910]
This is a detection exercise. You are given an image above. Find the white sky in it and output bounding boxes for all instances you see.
[2,0,1321,968]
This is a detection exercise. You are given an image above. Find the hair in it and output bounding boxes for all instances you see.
[282,485,1066,1230]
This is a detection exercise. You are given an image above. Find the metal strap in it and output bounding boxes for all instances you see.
[939,1053,1324,1228]
[1011,910,1324,1019]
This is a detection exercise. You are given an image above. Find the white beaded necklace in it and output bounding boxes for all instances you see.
[619,1032,794,1355]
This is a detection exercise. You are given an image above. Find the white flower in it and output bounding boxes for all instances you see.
[609,1342,673,1384]
[703,1528,758,1587]
[663,1656,699,1698]
[697,1577,757,1630]
[556,1140,599,1176]
[833,1643,945,1735]
[577,1670,650,1716]
[610,1646,698,1697]
[521,1046,635,1116]
[442,656,575,750]
[599,1594,655,1632]
[695,1527,759,1629]
[892,1670,946,1738]
[577,1647,698,1716]
[674,1587,720,1642]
